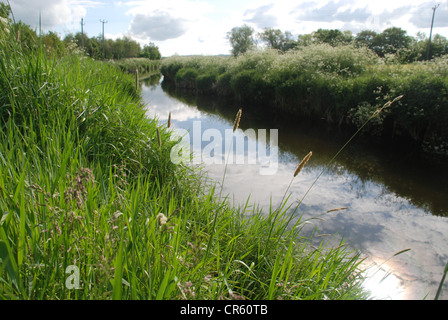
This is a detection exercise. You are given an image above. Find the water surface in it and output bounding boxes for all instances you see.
[143,76,448,300]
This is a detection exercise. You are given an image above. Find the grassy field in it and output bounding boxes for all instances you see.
[0,23,374,300]
[161,46,448,156]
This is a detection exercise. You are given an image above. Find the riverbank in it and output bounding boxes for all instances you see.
[160,47,448,157]
[0,23,369,299]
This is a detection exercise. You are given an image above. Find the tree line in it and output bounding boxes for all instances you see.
[63,32,161,60]
[228,25,448,62]
[0,3,161,61]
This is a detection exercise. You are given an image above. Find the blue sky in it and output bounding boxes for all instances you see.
[5,0,448,56]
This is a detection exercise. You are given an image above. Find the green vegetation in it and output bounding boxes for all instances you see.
[0,3,161,61]
[161,42,448,156]
[63,33,161,61]
[230,25,448,60]
[108,58,161,75]
[0,10,369,300]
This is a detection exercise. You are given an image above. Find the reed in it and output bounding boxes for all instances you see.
[219,108,242,198]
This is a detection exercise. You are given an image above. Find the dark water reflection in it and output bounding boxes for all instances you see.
[142,75,448,300]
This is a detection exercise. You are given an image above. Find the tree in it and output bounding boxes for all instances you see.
[258,28,296,51]
[141,42,161,60]
[121,36,140,58]
[227,25,255,57]
[42,31,65,56]
[297,33,313,47]
[355,30,377,49]
[313,29,353,46]
[425,34,448,59]
[373,27,412,57]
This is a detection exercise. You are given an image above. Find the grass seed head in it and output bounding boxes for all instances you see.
[373,95,404,117]
[233,108,242,132]
[294,151,312,177]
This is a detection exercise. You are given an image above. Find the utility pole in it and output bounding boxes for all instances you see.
[39,11,41,38]
[427,4,440,60]
[81,18,85,49]
[100,19,107,59]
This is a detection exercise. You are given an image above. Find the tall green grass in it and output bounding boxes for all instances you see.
[0,23,369,300]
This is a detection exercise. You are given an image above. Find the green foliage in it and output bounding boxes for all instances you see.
[227,24,256,57]
[141,42,162,60]
[0,27,370,300]
[312,29,353,47]
[175,67,199,89]
[109,58,161,75]
[161,41,448,155]
[258,28,296,51]
[230,70,256,100]
[63,32,162,61]
[226,25,447,63]
[195,71,218,94]
[0,3,11,19]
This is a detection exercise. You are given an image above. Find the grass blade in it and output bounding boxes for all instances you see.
[112,234,125,300]
[435,262,448,300]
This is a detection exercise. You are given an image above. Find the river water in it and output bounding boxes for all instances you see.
[142,75,448,300]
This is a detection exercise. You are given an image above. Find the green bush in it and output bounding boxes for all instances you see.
[195,72,218,94]
[160,60,184,81]
[109,58,160,74]
[229,70,256,101]
[216,72,233,96]
[175,67,199,89]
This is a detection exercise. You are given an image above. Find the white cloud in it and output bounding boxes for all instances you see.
[123,0,231,55]
[130,12,188,41]
[5,0,448,55]
[8,0,103,32]
[243,3,278,28]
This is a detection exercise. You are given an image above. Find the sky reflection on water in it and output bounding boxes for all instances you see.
[142,78,448,300]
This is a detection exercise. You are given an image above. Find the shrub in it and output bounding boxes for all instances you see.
[229,70,256,101]
[175,67,199,89]
[161,59,184,81]
[196,72,218,94]
[216,72,233,96]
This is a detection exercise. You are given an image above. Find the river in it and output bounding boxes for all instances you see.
[142,75,448,300]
